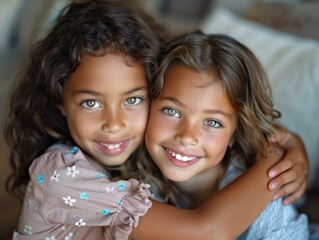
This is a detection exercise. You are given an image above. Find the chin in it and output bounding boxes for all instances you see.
[165,172,192,183]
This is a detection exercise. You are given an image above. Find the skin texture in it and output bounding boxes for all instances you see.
[60,53,149,166]
[146,64,236,185]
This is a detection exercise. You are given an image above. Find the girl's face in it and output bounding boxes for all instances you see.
[60,53,148,166]
[145,64,237,182]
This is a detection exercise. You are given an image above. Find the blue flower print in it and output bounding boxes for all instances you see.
[96,173,106,179]
[101,209,110,215]
[79,192,89,200]
[70,146,77,154]
[36,174,43,184]
[64,153,71,159]
[118,183,125,191]
[115,201,120,206]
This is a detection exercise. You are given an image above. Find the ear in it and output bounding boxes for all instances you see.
[58,104,66,116]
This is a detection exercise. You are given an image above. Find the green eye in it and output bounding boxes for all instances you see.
[163,108,180,118]
[203,120,221,128]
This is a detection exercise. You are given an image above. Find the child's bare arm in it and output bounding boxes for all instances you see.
[131,147,283,240]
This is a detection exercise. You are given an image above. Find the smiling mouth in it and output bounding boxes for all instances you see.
[100,142,122,150]
[165,147,198,162]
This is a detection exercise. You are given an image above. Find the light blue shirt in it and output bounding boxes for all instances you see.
[220,159,310,240]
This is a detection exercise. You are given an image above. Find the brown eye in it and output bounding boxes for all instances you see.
[125,97,142,106]
[81,100,101,109]
[86,100,95,107]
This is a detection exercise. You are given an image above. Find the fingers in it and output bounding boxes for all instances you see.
[267,126,309,204]
[267,154,295,179]
[274,181,307,205]
[267,166,298,191]
[268,169,307,205]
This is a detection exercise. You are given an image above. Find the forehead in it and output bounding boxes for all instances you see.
[67,53,147,93]
[164,63,216,91]
[162,64,234,115]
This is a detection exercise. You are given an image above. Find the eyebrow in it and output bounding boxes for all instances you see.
[160,96,233,119]
[74,86,148,96]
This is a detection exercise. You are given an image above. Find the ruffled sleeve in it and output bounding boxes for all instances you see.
[104,183,152,239]
[24,143,151,239]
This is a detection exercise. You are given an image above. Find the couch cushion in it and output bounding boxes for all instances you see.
[201,8,319,188]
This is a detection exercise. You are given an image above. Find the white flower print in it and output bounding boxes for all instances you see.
[66,165,79,177]
[64,232,74,240]
[45,236,56,240]
[23,225,32,235]
[50,170,60,182]
[63,196,76,206]
[129,217,134,227]
[75,218,86,227]
[105,186,115,193]
[12,231,18,240]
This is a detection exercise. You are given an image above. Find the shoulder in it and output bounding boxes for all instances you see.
[28,142,110,187]
[220,160,310,239]
[219,158,246,189]
[239,199,309,240]
[29,142,98,175]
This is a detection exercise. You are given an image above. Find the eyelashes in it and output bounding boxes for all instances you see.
[160,106,223,128]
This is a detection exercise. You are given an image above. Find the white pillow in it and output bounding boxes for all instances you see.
[201,8,319,188]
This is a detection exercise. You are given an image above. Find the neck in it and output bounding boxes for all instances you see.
[174,165,224,209]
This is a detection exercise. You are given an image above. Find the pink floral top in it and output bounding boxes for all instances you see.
[13,142,151,240]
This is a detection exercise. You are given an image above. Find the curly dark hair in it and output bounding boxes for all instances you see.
[4,0,166,199]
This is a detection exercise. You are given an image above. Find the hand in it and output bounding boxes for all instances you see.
[267,126,308,205]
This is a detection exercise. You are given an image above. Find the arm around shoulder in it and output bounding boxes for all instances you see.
[131,147,283,240]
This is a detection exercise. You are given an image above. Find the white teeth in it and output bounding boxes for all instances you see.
[166,148,196,162]
[101,142,121,150]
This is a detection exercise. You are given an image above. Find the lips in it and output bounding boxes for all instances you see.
[166,147,197,161]
[163,147,201,167]
[100,142,122,150]
[96,140,129,156]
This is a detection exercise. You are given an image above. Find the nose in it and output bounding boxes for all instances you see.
[175,120,199,147]
[102,106,126,134]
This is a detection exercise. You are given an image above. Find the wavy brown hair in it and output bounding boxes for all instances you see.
[4,0,166,199]
[138,31,281,205]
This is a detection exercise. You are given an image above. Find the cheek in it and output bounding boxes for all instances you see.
[202,133,232,160]
[69,116,94,138]
[145,111,164,146]
[130,107,149,133]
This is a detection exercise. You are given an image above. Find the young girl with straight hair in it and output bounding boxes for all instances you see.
[5,1,308,239]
